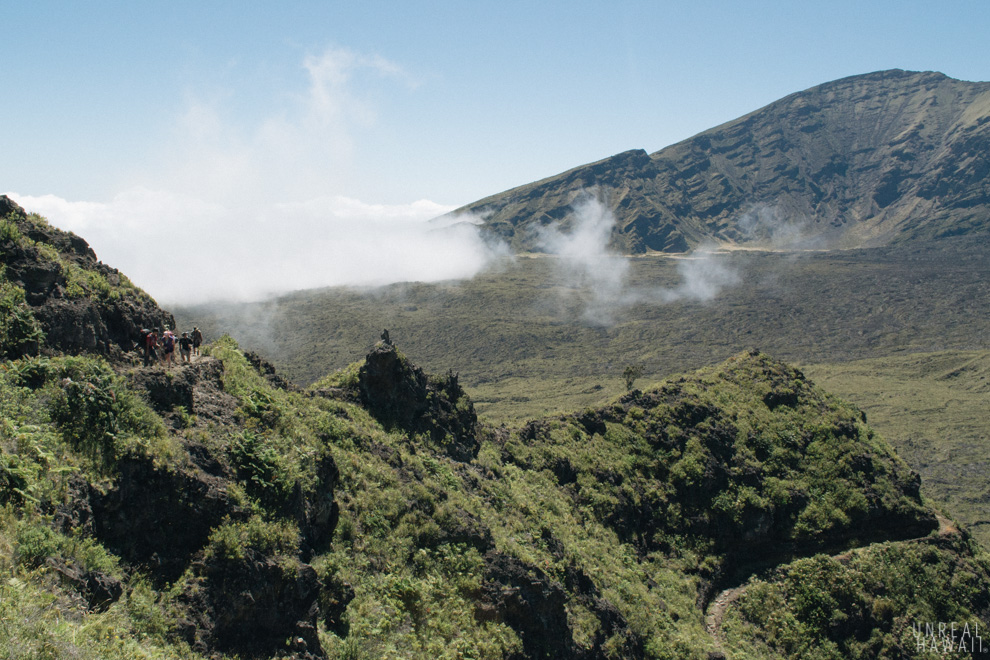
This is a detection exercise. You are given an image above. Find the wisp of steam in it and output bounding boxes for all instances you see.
[534,192,741,325]
[534,193,631,324]
[736,203,825,250]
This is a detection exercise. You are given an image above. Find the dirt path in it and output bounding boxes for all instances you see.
[702,513,962,655]
[705,585,747,649]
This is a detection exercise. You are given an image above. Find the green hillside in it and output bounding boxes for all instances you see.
[4,203,990,659]
[805,350,990,550]
[5,335,987,659]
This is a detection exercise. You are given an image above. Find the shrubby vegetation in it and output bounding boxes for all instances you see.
[0,272,44,359]
[2,210,149,306]
[726,537,990,659]
[0,310,987,658]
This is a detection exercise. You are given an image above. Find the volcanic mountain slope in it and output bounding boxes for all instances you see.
[455,69,990,253]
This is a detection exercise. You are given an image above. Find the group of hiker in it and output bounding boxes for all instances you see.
[141,326,202,368]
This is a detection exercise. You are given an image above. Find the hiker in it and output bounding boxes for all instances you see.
[140,328,152,366]
[191,327,203,356]
[145,328,159,366]
[162,328,176,368]
[179,331,193,363]
[381,328,391,345]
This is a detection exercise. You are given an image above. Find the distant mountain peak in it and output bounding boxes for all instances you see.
[453,69,990,253]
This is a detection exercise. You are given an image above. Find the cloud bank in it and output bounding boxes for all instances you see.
[10,190,509,304]
[7,47,511,304]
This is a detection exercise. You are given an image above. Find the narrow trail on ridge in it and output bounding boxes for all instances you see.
[703,513,961,654]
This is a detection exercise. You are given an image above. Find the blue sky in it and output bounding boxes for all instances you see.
[3,1,988,301]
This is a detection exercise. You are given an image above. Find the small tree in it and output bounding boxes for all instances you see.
[623,365,644,391]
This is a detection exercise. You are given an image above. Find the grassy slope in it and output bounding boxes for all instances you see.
[804,350,990,549]
[3,336,987,659]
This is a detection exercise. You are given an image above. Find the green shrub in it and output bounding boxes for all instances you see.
[14,521,61,567]
[48,358,123,462]
[8,356,54,389]
[229,430,295,510]
[0,215,23,242]
[0,450,41,504]
[239,388,283,429]
[311,360,363,391]
[205,516,300,563]
[0,276,45,359]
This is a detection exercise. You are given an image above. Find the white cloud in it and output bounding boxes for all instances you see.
[8,190,512,304]
[533,192,741,324]
[141,46,417,208]
[5,47,514,304]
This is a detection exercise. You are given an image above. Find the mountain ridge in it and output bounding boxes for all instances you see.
[455,69,990,253]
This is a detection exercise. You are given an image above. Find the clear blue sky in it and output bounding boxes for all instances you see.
[3,1,988,301]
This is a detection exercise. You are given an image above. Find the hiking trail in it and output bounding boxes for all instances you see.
[702,513,960,655]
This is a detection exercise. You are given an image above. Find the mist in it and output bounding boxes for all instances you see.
[534,193,631,324]
[9,190,510,304]
[736,203,826,250]
[535,193,741,325]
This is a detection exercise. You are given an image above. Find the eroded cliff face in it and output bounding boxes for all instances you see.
[46,351,345,659]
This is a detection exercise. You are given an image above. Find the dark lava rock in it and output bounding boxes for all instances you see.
[479,551,575,660]
[358,342,480,460]
[0,195,173,358]
[128,364,198,415]
[90,455,237,583]
[46,557,124,613]
[180,549,325,659]
[244,350,297,391]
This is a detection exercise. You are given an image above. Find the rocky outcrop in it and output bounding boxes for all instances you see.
[178,550,325,659]
[292,454,340,556]
[1,195,173,358]
[477,540,649,660]
[244,350,297,391]
[89,455,238,583]
[46,557,124,613]
[478,551,576,660]
[359,342,480,460]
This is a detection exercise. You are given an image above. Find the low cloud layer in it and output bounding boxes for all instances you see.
[6,42,743,311]
[6,46,514,304]
[10,190,510,304]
